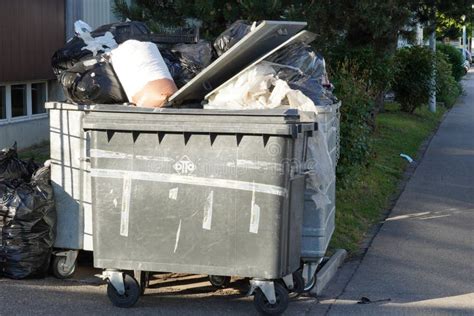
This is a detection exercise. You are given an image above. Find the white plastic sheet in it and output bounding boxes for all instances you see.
[74,20,118,56]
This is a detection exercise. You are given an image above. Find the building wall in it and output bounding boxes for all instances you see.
[0,0,122,150]
[0,117,49,149]
[65,0,125,39]
[0,0,65,83]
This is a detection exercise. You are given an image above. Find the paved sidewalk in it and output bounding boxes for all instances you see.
[320,71,474,315]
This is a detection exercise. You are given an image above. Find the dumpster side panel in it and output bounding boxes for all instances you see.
[301,102,339,261]
[50,107,92,250]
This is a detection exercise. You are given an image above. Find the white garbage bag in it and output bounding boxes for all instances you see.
[111,40,177,108]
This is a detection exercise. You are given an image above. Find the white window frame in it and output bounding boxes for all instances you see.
[0,81,49,126]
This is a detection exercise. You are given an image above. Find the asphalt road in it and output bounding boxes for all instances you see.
[0,268,320,315]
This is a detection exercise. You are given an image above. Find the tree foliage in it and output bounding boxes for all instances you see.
[437,43,466,81]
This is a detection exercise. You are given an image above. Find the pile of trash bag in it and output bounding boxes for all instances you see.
[0,144,56,279]
[52,20,215,106]
[205,35,339,211]
[53,19,336,109]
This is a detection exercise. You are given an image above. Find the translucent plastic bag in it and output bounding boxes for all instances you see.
[265,42,326,82]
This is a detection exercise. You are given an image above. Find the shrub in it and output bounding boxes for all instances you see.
[436,51,462,107]
[392,46,433,113]
[329,45,394,111]
[332,62,374,184]
[437,43,465,81]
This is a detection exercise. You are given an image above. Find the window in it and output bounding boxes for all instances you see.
[11,84,27,117]
[32,83,47,114]
[0,86,6,120]
[0,81,48,122]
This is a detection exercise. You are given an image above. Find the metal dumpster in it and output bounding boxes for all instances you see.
[46,102,93,279]
[83,105,315,313]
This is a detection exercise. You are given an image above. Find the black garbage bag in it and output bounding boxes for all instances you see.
[0,144,32,183]
[274,65,335,106]
[0,166,56,279]
[163,40,213,88]
[265,43,327,83]
[213,21,252,57]
[52,21,151,76]
[92,21,151,44]
[161,49,184,84]
[59,55,128,104]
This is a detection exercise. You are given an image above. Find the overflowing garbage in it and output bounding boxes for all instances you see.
[52,20,214,105]
[0,144,56,279]
[48,19,340,314]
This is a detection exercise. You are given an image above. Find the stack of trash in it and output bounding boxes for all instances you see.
[0,144,56,279]
[205,34,338,213]
[53,18,338,208]
[52,20,214,107]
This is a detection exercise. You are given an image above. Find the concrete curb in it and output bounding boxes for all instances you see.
[311,249,347,296]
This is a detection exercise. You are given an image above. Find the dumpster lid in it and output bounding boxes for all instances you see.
[81,103,317,136]
[45,102,91,111]
[205,30,316,101]
[83,102,300,118]
[168,20,306,105]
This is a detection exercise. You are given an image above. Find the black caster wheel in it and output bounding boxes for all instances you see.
[253,282,289,315]
[208,275,231,289]
[134,271,150,296]
[289,270,305,295]
[107,274,140,308]
[52,256,76,279]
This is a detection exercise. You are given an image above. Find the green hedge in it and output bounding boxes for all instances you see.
[436,51,462,107]
[332,62,374,184]
[437,43,465,81]
[393,46,433,113]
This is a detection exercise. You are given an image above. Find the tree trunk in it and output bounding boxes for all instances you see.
[375,91,385,113]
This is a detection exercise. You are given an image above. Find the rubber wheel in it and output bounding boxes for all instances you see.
[208,275,231,289]
[52,256,76,279]
[134,271,149,296]
[253,282,289,315]
[290,271,305,294]
[107,274,140,308]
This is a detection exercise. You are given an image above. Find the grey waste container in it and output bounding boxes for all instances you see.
[46,102,93,279]
[83,105,315,313]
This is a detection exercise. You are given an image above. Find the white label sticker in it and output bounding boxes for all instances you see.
[202,191,214,230]
[169,187,179,200]
[120,175,132,237]
[249,185,260,234]
[174,219,182,253]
